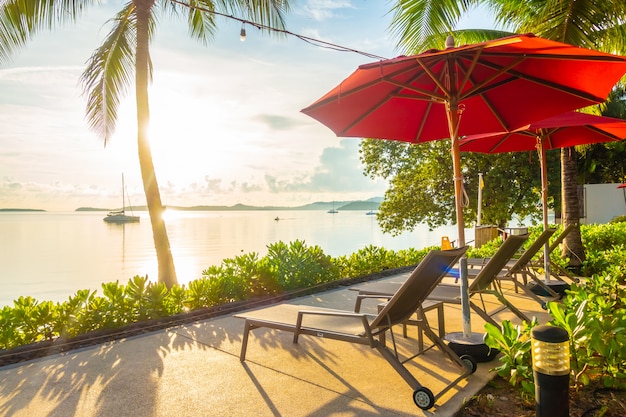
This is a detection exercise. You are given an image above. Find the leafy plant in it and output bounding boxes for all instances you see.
[484,319,537,399]
[548,273,626,390]
[265,240,337,290]
[334,244,406,278]
[2,224,626,367]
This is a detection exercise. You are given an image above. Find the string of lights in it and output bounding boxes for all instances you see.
[169,0,388,61]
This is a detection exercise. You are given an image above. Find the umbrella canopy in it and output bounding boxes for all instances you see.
[302,34,626,143]
[460,112,626,280]
[461,112,626,153]
[301,33,626,337]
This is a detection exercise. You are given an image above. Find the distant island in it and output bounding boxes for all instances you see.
[0,208,46,212]
[75,199,382,212]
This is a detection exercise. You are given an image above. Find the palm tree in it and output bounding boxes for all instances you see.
[1,0,291,287]
[388,0,626,267]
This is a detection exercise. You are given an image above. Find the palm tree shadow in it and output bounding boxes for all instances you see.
[0,325,219,417]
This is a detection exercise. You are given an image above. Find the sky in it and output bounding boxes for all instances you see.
[0,1,495,211]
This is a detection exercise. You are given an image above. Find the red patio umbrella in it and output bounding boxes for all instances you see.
[460,112,626,282]
[301,33,626,340]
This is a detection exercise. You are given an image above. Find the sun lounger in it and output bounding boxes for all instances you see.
[466,229,565,303]
[236,247,475,410]
[352,234,531,328]
[530,224,579,282]
[495,229,573,305]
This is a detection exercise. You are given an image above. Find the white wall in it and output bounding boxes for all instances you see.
[582,183,626,224]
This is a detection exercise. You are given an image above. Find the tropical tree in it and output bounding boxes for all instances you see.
[386,0,626,267]
[360,139,560,233]
[0,0,292,287]
[578,85,626,184]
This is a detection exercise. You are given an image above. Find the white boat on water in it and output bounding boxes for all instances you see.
[104,174,140,224]
[103,209,140,224]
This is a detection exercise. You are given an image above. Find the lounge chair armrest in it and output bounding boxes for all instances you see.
[297,309,367,319]
[354,293,393,312]
[355,294,392,300]
[467,258,489,266]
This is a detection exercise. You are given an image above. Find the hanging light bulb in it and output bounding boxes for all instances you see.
[240,24,246,42]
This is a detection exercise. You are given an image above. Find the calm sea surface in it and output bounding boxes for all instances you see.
[0,210,473,307]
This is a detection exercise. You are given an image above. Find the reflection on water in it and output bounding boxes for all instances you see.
[0,210,471,306]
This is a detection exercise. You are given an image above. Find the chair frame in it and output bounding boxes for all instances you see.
[352,234,531,329]
[530,224,578,282]
[496,229,562,301]
[236,247,473,410]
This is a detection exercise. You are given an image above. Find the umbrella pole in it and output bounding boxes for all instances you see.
[448,101,471,338]
[477,173,483,226]
[538,142,551,282]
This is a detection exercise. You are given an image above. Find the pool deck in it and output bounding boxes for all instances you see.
[0,271,553,417]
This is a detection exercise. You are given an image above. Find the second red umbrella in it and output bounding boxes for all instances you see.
[460,111,626,281]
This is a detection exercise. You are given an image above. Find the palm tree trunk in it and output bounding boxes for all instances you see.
[561,147,585,268]
[134,0,177,287]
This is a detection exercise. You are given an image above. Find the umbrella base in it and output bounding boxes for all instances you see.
[529,280,570,297]
[445,332,499,363]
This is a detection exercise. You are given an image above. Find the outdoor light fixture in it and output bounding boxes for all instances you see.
[531,325,570,417]
[240,24,246,42]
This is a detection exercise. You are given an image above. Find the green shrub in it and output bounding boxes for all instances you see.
[484,319,537,400]
[466,236,502,258]
[2,224,625,358]
[265,240,338,290]
[549,273,626,389]
[581,222,626,250]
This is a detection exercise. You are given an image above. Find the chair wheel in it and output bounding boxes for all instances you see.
[460,354,478,373]
[413,387,435,410]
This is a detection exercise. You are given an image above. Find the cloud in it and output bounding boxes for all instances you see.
[253,114,302,131]
[264,138,386,193]
[302,0,356,21]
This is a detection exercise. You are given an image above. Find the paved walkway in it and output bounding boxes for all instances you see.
[0,272,553,417]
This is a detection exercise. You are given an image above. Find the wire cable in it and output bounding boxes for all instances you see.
[169,0,388,61]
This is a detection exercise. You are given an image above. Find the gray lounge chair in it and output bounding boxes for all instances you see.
[236,247,474,410]
[465,229,565,302]
[498,229,575,304]
[530,224,579,282]
[353,234,531,328]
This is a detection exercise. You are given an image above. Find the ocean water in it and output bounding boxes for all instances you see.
[0,210,472,307]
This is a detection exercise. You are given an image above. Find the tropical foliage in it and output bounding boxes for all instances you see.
[0,240,432,351]
[485,270,626,401]
[2,223,625,363]
[481,222,626,402]
[483,319,537,400]
[0,0,293,288]
[360,139,560,232]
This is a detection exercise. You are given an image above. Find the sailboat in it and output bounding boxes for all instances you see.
[103,174,140,224]
[327,201,338,214]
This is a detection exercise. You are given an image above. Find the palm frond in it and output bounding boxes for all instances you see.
[161,0,217,44]
[80,3,137,144]
[224,0,289,31]
[0,0,95,65]
[417,28,513,53]
[0,1,29,64]
[512,0,625,50]
[389,0,478,54]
